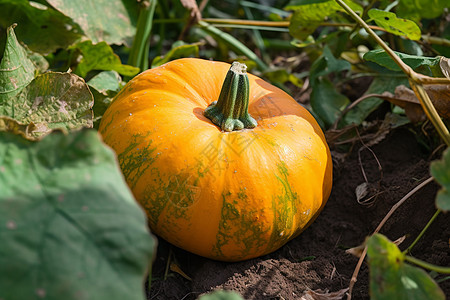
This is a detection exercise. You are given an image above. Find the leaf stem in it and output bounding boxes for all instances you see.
[404,209,441,254]
[128,0,157,71]
[405,255,450,274]
[197,21,268,71]
[201,18,450,47]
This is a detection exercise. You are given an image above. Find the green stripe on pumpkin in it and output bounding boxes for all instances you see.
[266,162,299,253]
[213,189,270,260]
[117,132,156,189]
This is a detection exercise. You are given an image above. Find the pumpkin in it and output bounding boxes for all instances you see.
[99,58,332,262]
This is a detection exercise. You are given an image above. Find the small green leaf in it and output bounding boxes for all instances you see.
[87,70,122,95]
[310,46,351,84]
[263,68,303,88]
[87,72,120,129]
[430,148,450,211]
[151,41,201,68]
[367,234,445,300]
[74,41,140,77]
[5,72,94,137]
[46,0,139,45]
[310,78,350,127]
[25,49,49,73]
[363,50,442,76]
[287,0,362,41]
[198,21,268,71]
[0,24,36,111]
[397,0,447,21]
[198,290,245,300]
[0,0,82,54]
[0,129,156,300]
[368,9,421,40]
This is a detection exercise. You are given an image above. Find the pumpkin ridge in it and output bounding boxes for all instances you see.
[156,63,216,107]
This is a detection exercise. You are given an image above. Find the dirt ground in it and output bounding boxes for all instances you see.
[147,126,450,300]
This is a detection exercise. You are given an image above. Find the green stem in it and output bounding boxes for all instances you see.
[404,209,441,254]
[204,62,257,132]
[405,255,450,274]
[437,276,450,283]
[197,20,268,71]
[128,0,157,71]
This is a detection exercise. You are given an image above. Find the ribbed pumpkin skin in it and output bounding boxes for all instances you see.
[99,58,332,261]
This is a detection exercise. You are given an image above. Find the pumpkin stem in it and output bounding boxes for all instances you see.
[204,62,258,132]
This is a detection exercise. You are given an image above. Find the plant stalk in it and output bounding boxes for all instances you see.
[128,0,157,72]
[405,255,450,274]
[404,209,441,254]
[198,21,268,71]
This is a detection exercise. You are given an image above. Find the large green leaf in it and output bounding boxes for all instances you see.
[430,148,450,212]
[0,24,36,110]
[287,0,362,41]
[87,70,122,95]
[0,129,156,300]
[310,78,350,127]
[0,0,82,54]
[368,9,421,40]
[367,234,445,300]
[363,50,443,76]
[4,72,94,137]
[74,40,139,77]
[397,0,447,21]
[46,0,139,45]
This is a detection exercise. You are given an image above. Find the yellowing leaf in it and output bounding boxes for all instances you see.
[367,234,445,300]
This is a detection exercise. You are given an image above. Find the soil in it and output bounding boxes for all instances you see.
[147,127,450,300]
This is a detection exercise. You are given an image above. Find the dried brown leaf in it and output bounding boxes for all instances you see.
[346,235,405,258]
[300,288,349,300]
[346,243,366,258]
[355,182,369,202]
[385,84,450,122]
[392,235,406,246]
[179,0,201,22]
[440,57,450,79]
[170,262,192,281]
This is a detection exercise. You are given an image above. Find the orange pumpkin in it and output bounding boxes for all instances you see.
[99,58,332,261]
